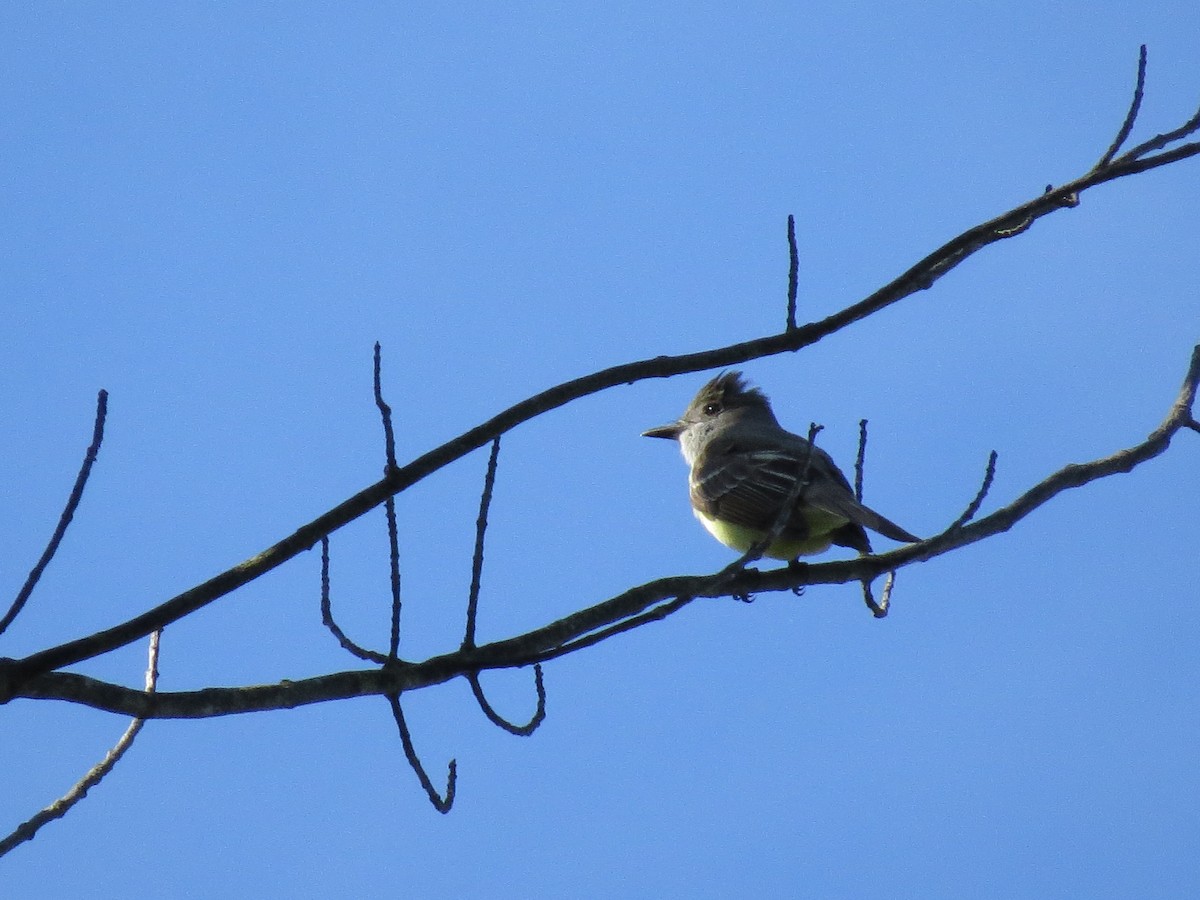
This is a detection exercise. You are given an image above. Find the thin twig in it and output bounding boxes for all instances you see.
[0,390,108,637]
[1096,45,1147,169]
[1119,100,1200,163]
[466,668,547,736]
[0,629,159,858]
[320,537,388,665]
[386,694,455,813]
[373,343,398,472]
[786,214,799,331]
[854,419,868,502]
[463,438,502,649]
[383,498,403,661]
[848,419,889,617]
[375,344,404,660]
[946,451,999,532]
[459,436,547,734]
[878,571,896,612]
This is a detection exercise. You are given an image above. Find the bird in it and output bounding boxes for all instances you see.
[643,371,919,559]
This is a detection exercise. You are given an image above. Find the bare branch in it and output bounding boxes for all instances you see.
[785,213,799,332]
[466,667,547,736]
[320,537,388,665]
[4,90,1199,692]
[12,343,1196,720]
[1095,45,1147,169]
[458,436,547,735]
[386,693,455,814]
[946,451,999,532]
[854,419,867,502]
[0,629,159,858]
[375,344,404,661]
[463,437,502,650]
[0,390,108,637]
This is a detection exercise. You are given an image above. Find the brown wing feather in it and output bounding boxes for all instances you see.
[691,435,918,544]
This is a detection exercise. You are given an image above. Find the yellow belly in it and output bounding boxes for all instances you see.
[694,509,845,559]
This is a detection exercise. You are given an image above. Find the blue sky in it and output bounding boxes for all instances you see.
[2,4,1198,898]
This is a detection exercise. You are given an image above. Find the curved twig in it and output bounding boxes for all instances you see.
[386,693,455,813]
[459,436,547,734]
[320,537,388,665]
[1096,45,1147,169]
[466,667,547,736]
[946,451,999,532]
[0,390,108,637]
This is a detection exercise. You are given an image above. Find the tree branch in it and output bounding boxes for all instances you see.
[3,78,1198,697]
[10,340,1196,720]
[0,629,159,857]
[0,390,108,637]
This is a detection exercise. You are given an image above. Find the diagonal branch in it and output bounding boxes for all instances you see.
[11,343,1196,719]
[4,94,1198,690]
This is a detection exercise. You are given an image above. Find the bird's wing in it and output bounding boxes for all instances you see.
[691,435,918,544]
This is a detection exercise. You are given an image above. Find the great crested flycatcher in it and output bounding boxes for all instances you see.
[643,371,918,558]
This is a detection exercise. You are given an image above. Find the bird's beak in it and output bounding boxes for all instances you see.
[642,422,683,440]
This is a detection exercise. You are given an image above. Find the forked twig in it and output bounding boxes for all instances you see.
[0,629,160,858]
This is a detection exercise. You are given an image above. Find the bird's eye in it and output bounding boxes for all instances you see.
[703,402,721,416]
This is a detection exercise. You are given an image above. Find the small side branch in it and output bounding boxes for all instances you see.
[320,538,388,665]
[386,694,456,814]
[467,667,547,736]
[463,438,502,649]
[1095,45,1147,168]
[460,437,547,735]
[946,451,999,532]
[0,628,159,858]
[785,214,799,332]
[375,344,404,660]
[854,419,868,502]
[0,390,108,637]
